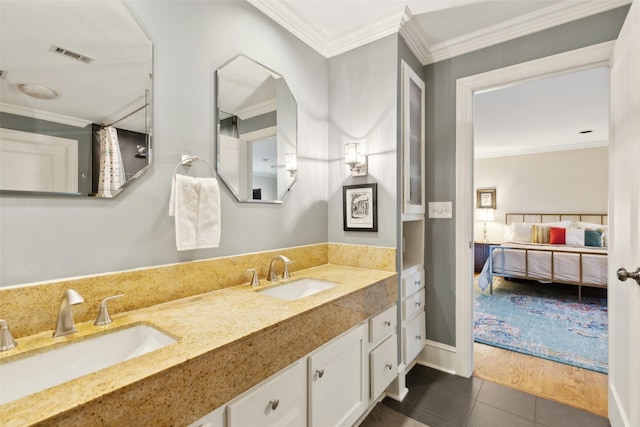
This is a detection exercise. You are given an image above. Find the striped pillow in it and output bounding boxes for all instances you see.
[531,225,550,243]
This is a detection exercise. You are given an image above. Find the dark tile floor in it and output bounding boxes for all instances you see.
[382,365,610,427]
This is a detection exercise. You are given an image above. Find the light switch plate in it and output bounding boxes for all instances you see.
[428,201,452,219]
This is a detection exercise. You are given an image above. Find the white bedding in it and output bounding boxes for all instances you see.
[478,242,608,291]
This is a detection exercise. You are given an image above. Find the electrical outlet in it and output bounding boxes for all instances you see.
[428,201,452,219]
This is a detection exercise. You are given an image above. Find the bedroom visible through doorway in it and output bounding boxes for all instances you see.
[470,65,610,405]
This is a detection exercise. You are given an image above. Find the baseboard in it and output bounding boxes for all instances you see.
[415,339,458,375]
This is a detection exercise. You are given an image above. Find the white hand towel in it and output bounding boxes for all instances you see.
[169,174,221,251]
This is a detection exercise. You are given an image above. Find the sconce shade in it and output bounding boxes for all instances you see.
[344,143,360,166]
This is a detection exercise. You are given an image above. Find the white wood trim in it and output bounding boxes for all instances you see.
[425,0,629,65]
[0,102,91,128]
[455,41,614,379]
[415,340,457,375]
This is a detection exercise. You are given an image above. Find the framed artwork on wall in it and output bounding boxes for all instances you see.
[476,188,496,209]
[343,183,378,232]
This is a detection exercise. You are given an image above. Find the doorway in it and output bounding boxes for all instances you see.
[454,41,615,378]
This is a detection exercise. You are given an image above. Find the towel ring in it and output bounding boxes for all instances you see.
[172,155,216,180]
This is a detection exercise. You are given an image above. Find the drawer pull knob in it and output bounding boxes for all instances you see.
[316,369,325,378]
[416,335,422,340]
[384,320,391,327]
[415,301,421,307]
[385,363,393,370]
[269,399,279,410]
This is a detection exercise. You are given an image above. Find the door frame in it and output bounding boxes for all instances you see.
[454,41,615,377]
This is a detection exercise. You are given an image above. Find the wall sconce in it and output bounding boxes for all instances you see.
[285,152,297,177]
[475,208,495,242]
[344,143,367,177]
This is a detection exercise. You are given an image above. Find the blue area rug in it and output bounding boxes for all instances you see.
[474,279,608,374]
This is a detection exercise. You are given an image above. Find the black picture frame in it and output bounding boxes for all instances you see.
[476,188,496,209]
[343,183,378,232]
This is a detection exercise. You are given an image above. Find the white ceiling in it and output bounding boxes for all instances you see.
[249,0,627,156]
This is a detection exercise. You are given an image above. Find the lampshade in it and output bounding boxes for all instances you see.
[344,143,360,166]
[476,208,495,222]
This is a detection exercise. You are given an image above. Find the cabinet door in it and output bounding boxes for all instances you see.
[401,60,425,215]
[227,361,306,427]
[402,311,426,365]
[308,322,367,427]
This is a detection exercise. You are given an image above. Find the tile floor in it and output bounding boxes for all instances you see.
[380,365,610,427]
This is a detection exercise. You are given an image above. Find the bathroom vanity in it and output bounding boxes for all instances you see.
[0,263,397,426]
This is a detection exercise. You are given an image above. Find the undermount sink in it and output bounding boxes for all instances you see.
[259,278,337,301]
[0,323,177,405]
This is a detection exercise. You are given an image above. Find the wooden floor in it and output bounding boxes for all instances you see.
[473,342,608,417]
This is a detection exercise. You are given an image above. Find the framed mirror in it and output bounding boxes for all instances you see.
[215,55,297,204]
[0,0,153,198]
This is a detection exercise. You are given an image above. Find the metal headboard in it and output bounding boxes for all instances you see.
[505,213,608,225]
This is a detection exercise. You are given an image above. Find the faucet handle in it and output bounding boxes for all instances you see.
[0,319,17,351]
[246,268,260,286]
[94,294,125,326]
[282,259,294,279]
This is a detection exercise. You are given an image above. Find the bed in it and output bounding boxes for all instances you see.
[478,213,608,301]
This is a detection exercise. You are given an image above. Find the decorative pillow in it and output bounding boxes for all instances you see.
[531,225,550,244]
[585,229,604,247]
[566,228,585,246]
[549,227,566,245]
[505,223,533,242]
[576,222,608,247]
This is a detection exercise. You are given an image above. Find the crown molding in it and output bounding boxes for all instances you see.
[414,0,631,65]
[0,102,91,128]
[248,0,403,58]
[475,140,608,159]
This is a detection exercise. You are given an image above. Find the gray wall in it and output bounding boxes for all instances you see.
[424,6,630,346]
[0,0,329,286]
[327,34,399,248]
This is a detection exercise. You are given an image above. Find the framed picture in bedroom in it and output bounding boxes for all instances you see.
[343,183,378,232]
[477,188,496,209]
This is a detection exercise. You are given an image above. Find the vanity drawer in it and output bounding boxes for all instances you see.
[402,289,425,321]
[370,335,397,399]
[401,269,424,298]
[369,304,397,344]
[226,360,306,427]
[402,311,426,365]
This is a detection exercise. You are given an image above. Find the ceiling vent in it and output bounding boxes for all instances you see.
[50,45,94,64]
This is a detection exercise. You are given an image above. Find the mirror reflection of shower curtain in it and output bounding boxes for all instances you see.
[96,126,126,197]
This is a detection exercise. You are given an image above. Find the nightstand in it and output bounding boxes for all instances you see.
[474,242,496,272]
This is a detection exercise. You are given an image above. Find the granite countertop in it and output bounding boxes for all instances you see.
[0,264,397,426]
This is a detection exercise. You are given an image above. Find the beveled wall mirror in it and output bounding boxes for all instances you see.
[215,55,297,204]
[0,0,153,198]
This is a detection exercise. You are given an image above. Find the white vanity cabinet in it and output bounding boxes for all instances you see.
[308,322,368,427]
[190,307,399,427]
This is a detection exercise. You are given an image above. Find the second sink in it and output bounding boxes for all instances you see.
[258,278,337,301]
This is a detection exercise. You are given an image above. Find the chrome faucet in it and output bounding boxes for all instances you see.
[0,319,17,351]
[267,255,293,281]
[54,289,85,338]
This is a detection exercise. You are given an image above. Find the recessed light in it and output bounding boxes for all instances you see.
[17,84,58,100]
[579,130,593,134]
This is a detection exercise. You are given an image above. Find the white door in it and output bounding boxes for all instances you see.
[608,2,640,426]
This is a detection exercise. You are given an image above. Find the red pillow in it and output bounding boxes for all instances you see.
[549,227,566,244]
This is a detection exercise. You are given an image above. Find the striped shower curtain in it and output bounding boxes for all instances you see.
[96,126,126,197]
